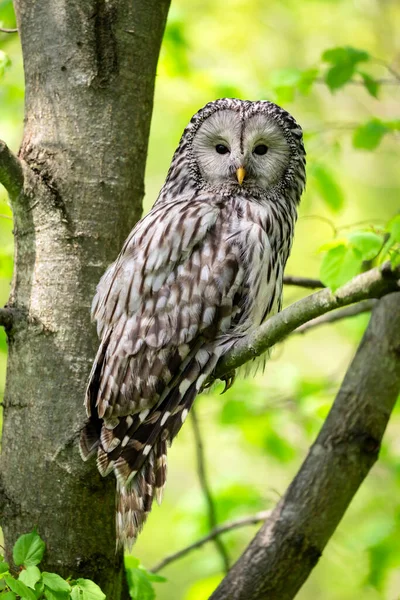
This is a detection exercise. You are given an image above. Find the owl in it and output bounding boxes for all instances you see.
[80,98,306,548]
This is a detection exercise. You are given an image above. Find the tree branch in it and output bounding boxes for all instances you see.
[214,263,400,381]
[191,407,230,573]
[0,141,24,199]
[282,275,324,289]
[0,27,18,33]
[150,510,271,573]
[0,308,14,330]
[210,292,400,600]
[295,299,377,334]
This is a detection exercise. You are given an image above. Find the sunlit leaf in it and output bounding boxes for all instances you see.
[348,232,383,261]
[18,566,41,590]
[0,592,17,600]
[42,572,71,593]
[312,164,345,211]
[322,46,370,91]
[126,569,155,600]
[322,46,370,65]
[325,63,355,91]
[353,119,389,150]
[359,72,380,98]
[13,531,45,567]
[44,588,69,600]
[70,579,105,600]
[320,244,362,291]
[0,50,11,79]
[4,575,36,600]
[0,562,9,575]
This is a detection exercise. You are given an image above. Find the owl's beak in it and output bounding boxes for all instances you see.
[236,167,246,185]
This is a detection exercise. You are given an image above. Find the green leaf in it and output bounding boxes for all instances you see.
[0,563,9,576]
[70,579,105,600]
[13,531,46,567]
[44,588,70,600]
[359,72,380,98]
[4,575,37,600]
[312,164,344,211]
[42,573,71,593]
[320,244,362,291]
[0,592,17,600]
[322,46,370,66]
[126,569,155,600]
[353,119,388,150]
[325,63,354,91]
[322,46,370,91]
[387,215,400,243]
[298,68,319,95]
[19,566,41,590]
[348,232,383,261]
[0,50,11,79]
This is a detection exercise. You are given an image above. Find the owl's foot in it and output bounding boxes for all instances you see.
[220,371,236,394]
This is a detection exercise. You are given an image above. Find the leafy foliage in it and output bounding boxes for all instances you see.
[319,219,399,291]
[125,557,166,600]
[0,532,104,600]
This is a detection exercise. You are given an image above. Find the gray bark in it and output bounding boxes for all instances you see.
[0,0,170,596]
[210,292,400,600]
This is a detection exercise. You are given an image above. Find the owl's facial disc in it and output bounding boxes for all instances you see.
[192,109,291,192]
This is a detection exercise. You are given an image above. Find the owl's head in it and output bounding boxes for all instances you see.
[164,98,306,204]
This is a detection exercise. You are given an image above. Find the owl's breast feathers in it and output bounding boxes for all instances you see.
[80,191,295,547]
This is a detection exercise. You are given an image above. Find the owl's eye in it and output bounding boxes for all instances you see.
[253,144,268,156]
[215,144,230,155]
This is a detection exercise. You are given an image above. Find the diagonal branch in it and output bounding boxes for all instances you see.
[150,510,270,573]
[210,292,400,600]
[214,263,400,382]
[294,299,377,334]
[283,275,324,289]
[191,407,230,573]
[0,140,24,200]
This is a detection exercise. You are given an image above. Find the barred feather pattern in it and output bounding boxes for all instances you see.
[80,98,306,548]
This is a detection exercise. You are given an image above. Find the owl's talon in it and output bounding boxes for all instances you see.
[220,372,236,394]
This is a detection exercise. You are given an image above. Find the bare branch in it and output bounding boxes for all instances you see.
[214,263,400,382]
[0,308,14,330]
[0,141,24,199]
[191,407,230,573]
[150,510,271,573]
[295,299,377,334]
[210,292,400,600]
[0,27,18,33]
[283,275,324,289]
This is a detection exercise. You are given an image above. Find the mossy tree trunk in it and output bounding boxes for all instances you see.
[0,0,170,596]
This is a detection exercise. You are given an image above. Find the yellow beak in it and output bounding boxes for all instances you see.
[236,166,246,186]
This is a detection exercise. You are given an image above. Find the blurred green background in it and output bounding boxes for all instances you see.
[1,0,400,598]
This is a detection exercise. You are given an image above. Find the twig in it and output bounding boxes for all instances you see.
[150,510,271,573]
[0,140,24,199]
[0,307,14,330]
[191,407,230,574]
[295,299,377,333]
[214,263,400,382]
[283,275,324,289]
[210,292,400,599]
[0,27,18,33]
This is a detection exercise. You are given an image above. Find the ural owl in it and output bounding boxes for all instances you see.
[80,98,306,548]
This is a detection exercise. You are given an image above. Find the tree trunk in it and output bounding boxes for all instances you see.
[0,0,170,595]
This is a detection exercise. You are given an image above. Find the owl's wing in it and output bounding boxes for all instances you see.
[82,194,243,465]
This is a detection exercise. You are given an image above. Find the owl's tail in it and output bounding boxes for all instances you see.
[115,438,167,550]
[80,341,223,549]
